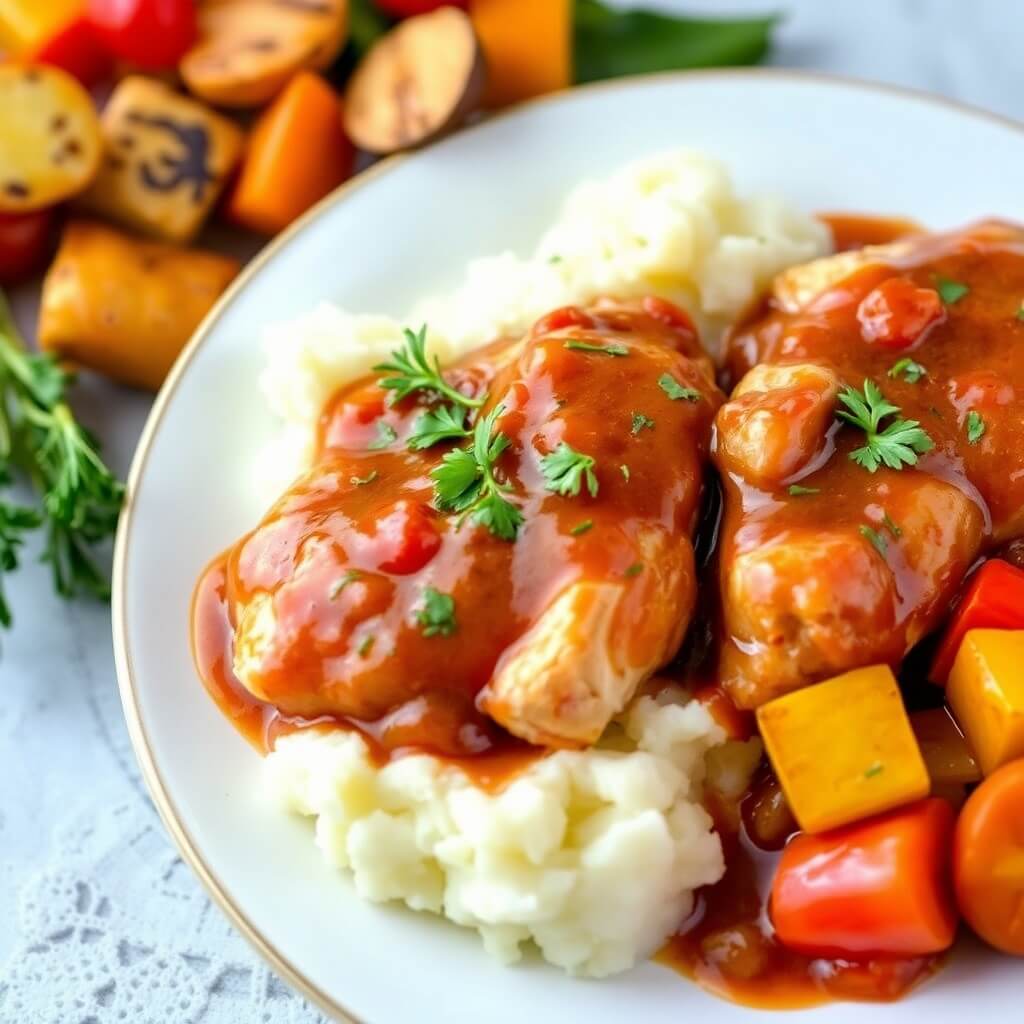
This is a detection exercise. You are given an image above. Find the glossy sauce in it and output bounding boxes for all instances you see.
[820,213,922,252]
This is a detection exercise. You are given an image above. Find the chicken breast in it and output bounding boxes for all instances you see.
[717,222,1024,708]
[225,298,722,750]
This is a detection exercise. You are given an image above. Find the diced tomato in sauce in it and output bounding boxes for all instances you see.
[857,277,944,350]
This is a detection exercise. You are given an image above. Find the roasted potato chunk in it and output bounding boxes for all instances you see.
[38,220,240,391]
[76,77,244,244]
[0,65,101,212]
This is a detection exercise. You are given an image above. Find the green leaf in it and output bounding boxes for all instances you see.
[357,634,375,658]
[935,275,969,305]
[838,380,933,473]
[374,325,484,409]
[631,411,654,435]
[658,373,701,402]
[574,0,777,84]
[432,447,482,512]
[329,569,362,600]
[624,562,643,578]
[408,404,471,450]
[571,519,593,536]
[368,420,397,450]
[564,339,629,357]
[417,586,456,638]
[887,358,927,383]
[540,442,599,498]
[859,525,888,559]
[966,410,985,445]
[787,484,819,496]
[882,513,902,538]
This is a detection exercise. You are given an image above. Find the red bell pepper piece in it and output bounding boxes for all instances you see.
[31,16,113,88]
[0,209,53,285]
[929,559,1024,684]
[86,0,195,70]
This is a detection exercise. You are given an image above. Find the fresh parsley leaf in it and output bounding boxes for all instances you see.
[431,405,523,541]
[329,569,362,600]
[860,525,888,558]
[787,484,820,496]
[350,470,378,486]
[408,404,471,450]
[631,411,654,435]
[620,464,631,481]
[888,358,927,383]
[837,380,934,473]
[882,514,903,538]
[540,442,599,498]
[864,761,885,779]
[564,340,628,357]
[624,562,643,578]
[966,410,985,444]
[570,519,593,536]
[935,276,969,305]
[368,420,397,450]
[357,635,375,658]
[417,586,456,637]
[658,373,701,402]
[374,325,484,409]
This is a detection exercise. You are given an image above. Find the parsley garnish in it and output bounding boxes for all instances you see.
[417,586,456,637]
[864,761,885,779]
[571,519,593,536]
[329,569,361,600]
[620,464,630,481]
[374,325,484,409]
[368,420,397,450]
[882,513,903,538]
[935,276,969,305]
[860,525,888,558]
[1016,303,1024,322]
[431,405,523,541]
[357,635,375,657]
[624,562,643,578]
[350,470,378,486]
[540,442,598,498]
[966,410,985,444]
[547,254,563,265]
[408,404,471,450]
[658,373,701,402]
[564,340,628,357]
[631,412,654,435]
[888,358,927,383]
[837,380,934,472]
[787,484,820,496]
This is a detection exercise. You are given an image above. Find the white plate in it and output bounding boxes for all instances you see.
[114,70,1024,1023]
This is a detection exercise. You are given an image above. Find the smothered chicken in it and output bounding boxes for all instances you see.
[715,222,1024,708]
[227,299,722,749]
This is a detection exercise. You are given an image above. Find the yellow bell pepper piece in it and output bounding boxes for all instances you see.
[0,0,81,53]
[757,665,930,834]
[947,629,1024,776]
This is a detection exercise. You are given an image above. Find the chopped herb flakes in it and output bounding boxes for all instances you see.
[540,442,599,498]
[624,562,643,578]
[966,410,986,444]
[547,254,563,265]
[787,484,820,496]
[864,761,885,779]
[350,470,378,486]
[620,464,631,481]
[837,379,933,473]
[935,275,969,305]
[658,373,701,402]
[888,358,927,383]
[417,586,456,637]
[1017,303,1024,322]
[368,420,397,450]
[570,519,593,536]
[631,411,655,435]
[882,514,903,538]
[564,340,629,357]
[357,635,375,657]
[329,569,361,600]
[860,525,888,558]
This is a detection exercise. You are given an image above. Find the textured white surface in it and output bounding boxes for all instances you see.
[2,2,1023,1021]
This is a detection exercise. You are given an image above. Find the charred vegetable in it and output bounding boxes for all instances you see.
[344,5,485,155]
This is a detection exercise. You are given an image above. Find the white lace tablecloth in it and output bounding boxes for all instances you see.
[2,2,1022,1021]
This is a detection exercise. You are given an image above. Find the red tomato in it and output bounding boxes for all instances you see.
[31,16,113,87]
[373,501,442,575]
[857,277,944,350]
[0,209,53,284]
[86,0,196,69]
[530,305,595,337]
[771,798,958,958]
[374,0,468,16]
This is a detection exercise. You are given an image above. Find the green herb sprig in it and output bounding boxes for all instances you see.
[374,325,484,409]
[540,442,599,498]
[837,380,934,473]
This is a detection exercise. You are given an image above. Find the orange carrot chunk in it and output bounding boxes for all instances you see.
[954,759,1024,956]
[227,72,354,236]
[771,798,958,958]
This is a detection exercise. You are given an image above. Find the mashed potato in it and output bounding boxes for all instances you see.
[266,690,764,978]
[256,148,806,976]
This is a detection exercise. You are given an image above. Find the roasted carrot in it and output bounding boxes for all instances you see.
[227,72,354,236]
[470,0,571,108]
[954,759,1024,955]
[771,798,958,957]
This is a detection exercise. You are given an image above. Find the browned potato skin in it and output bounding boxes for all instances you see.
[344,6,485,155]
[38,221,240,391]
[181,0,349,108]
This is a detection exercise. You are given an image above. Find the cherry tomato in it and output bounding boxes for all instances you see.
[857,277,944,350]
[374,0,469,16]
[86,0,196,70]
[31,16,114,88]
[0,209,53,284]
[954,759,1024,955]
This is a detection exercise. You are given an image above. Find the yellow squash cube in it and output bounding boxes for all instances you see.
[947,629,1024,776]
[77,77,244,243]
[757,665,930,833]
